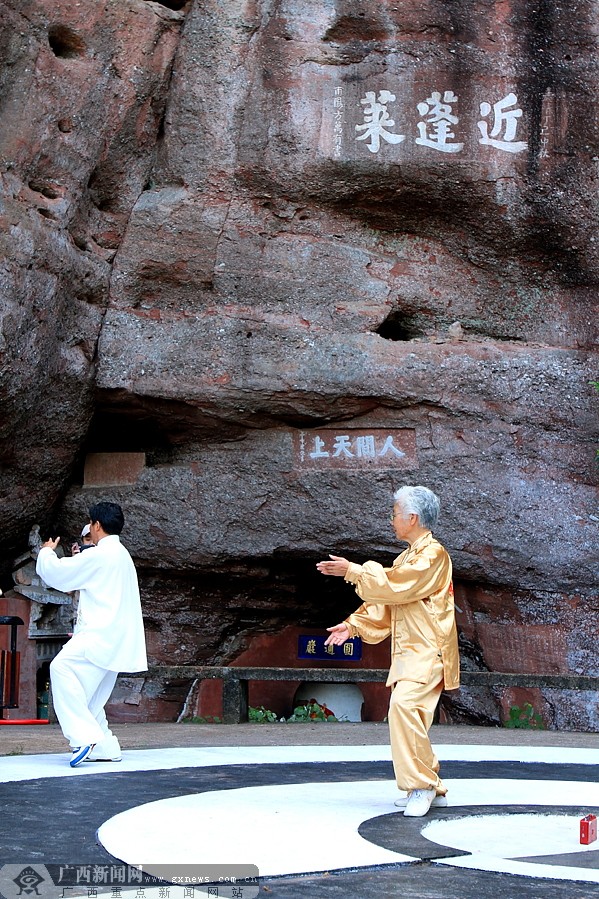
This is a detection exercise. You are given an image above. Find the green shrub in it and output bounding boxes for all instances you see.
[248,705,278,723]
[181,715,222,724]
[287,699,340,722]
[504,702,544,729]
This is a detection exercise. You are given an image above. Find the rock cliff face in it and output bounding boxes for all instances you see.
[0,0,183,552]
[1,0,597,727]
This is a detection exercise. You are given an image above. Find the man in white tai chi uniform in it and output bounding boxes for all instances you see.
[36,501,147,767]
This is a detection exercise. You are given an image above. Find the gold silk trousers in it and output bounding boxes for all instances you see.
[388,657,446,793]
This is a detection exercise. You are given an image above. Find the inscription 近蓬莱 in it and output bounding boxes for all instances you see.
[327,82,530,160]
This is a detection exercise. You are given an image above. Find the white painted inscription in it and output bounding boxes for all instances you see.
[294,429,417,470]
[355,90,406,154]
[333,86,344,159]
[341,87,528,156]
[416,91,464,153]
[477,92,528,153]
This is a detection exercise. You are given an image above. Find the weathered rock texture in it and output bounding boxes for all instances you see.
[0,0,183,553]
[1,0,597,728]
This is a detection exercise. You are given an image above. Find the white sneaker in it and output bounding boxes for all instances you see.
[403,788,437,817]
[70,744,95,767]
[87,735,122,762]
[395,791,448,809]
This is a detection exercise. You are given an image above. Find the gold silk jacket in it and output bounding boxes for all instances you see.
[343,531,460,690]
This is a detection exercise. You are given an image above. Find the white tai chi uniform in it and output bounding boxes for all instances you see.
[36,535,147,749]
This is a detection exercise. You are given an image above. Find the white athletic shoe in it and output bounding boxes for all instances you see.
[87,735,122,762]
[394,791,448,809]
[403,788,438,817]
[70,744,95,767]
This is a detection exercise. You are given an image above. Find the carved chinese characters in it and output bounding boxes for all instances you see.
[330,84,527,158]
[293,429,417,470]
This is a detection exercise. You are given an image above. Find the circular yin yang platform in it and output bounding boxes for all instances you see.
[96,767,599,884]
[1,742,599,891]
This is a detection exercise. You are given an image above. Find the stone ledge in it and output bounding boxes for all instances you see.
[121,667,599,724]
[131,666,599,692]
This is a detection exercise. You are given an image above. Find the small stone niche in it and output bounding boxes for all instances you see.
[47,24,87,59]
[83,452,146,487]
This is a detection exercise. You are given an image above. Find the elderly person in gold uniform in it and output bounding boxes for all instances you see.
[316,485,459,818]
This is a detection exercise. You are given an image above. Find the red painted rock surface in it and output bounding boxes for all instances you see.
[1,0,597,728]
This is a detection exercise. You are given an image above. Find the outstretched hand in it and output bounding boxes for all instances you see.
[41,537,60,551]
[324,623,351,646]
[316,554,350,577]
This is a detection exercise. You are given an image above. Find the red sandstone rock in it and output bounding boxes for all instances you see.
[1,0,598,728]
[0,0,184,553]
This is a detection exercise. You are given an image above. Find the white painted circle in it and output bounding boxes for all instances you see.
[423,812,597,858]
[97,778,599,882]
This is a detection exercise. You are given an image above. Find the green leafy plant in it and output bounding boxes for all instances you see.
[181,715,222,724]
[287,699,340,722]
[504,702,544,729]
[249,705,278,723]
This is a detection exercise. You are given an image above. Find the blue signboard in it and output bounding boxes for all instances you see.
[298,635,362,661]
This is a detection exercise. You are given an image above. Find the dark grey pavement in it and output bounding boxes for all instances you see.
[1,723,598,898]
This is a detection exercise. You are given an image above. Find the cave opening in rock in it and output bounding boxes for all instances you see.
[140,557,366,666]
[375,310,424,341]
[47,24,87,59]
[135,554,395,722]
[144,0,190,9]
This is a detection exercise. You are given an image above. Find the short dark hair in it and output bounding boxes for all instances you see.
[88,501,125,535]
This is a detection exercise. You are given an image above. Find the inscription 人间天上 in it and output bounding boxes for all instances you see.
[293,429,417,470]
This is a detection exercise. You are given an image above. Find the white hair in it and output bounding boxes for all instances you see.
[393,485,440,529]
